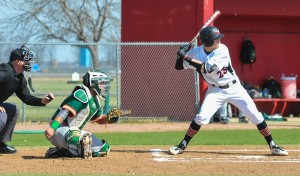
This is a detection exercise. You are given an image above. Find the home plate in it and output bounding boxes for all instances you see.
[149,149,168,157]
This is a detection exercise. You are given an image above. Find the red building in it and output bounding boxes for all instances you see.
[121,0,300,118]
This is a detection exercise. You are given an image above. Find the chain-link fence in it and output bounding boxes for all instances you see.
[1,42,199,123]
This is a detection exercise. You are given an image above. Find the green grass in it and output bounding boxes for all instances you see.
[9,128,300,147]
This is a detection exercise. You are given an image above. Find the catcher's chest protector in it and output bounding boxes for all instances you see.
[68,85,101,129]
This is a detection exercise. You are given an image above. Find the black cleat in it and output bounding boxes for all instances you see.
[0,142,17,154]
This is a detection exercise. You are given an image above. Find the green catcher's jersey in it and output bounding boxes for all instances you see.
[51,84,102,129]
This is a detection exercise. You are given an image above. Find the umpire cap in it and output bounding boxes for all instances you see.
[10,48,25,62]
[9,46,35,62]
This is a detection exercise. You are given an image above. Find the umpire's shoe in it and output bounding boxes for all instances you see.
[80,133,92,159]
[0,142,17,154]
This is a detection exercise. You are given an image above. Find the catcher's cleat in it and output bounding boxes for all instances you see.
[99,140,111,157]
[169,143,186,155]
[80,133,93,159]
[91,139,111,157]
[271,145,288,156]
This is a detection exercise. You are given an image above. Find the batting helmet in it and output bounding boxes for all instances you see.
[200,26,224,47]
[82,71,110,96]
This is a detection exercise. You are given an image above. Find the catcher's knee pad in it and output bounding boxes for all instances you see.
[92,140,110,157]
[66,127,92,158]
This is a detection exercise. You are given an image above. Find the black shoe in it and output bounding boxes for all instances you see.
[0,142,17,154]
[45,147,68,158]
[238,117,249,123]
[220,118,230,124]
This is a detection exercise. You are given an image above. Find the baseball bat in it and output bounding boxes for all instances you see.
[188,10,221,46]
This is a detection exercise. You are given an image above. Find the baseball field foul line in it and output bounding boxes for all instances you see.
[150,149,300,163]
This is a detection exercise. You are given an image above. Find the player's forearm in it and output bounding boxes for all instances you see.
[50,117,63,131]
[184,56,204,72]
[50,108,69,130]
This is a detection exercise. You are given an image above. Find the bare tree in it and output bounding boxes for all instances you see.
[0,0,120,69]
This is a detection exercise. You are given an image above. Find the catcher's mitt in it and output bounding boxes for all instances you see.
[107,108,131,123]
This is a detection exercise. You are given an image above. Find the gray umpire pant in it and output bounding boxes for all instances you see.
[0,103,20,142]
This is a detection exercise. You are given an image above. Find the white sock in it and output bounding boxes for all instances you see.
[269,140,276,149]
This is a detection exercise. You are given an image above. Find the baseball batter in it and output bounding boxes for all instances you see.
[169,26,288,156]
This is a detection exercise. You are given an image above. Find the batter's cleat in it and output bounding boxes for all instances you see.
[169,143,186,155]
[80,133,93,159]
[271,145,288,156]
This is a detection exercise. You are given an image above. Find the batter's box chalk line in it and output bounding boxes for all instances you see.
[149,148,300,163]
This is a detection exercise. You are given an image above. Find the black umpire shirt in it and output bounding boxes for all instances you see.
[0,62,44,106]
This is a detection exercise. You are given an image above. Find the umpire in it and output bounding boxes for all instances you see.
[0,45,54,154]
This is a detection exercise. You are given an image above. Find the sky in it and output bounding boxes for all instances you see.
[0,1,121,64]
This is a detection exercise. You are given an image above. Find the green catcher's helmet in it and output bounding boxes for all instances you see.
[82,71,110,96]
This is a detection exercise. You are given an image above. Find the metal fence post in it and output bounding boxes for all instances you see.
[116,43,121,108]
[22,102,26,123]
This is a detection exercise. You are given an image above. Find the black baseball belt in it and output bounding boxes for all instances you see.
[212,80,237,89]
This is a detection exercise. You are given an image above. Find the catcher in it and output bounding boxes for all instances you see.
[44,70,122,159]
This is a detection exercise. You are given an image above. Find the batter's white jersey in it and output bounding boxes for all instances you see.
[183,44,239,86]
[181,43,264,125]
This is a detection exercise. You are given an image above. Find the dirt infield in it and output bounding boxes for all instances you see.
[1,145,300,175]
[1,120,300,175]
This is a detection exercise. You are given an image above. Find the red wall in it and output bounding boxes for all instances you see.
[122,0,300,117]
[122,0,200,42]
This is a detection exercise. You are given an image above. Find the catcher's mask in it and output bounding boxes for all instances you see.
[200,26,224,47]
[10,45,36,72]
[83,71,110,97]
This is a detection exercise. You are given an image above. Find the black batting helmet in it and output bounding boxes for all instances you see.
[200,26,224,47]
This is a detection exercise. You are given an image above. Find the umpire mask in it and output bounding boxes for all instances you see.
[10,45,36,72]
[22,48,36,72]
